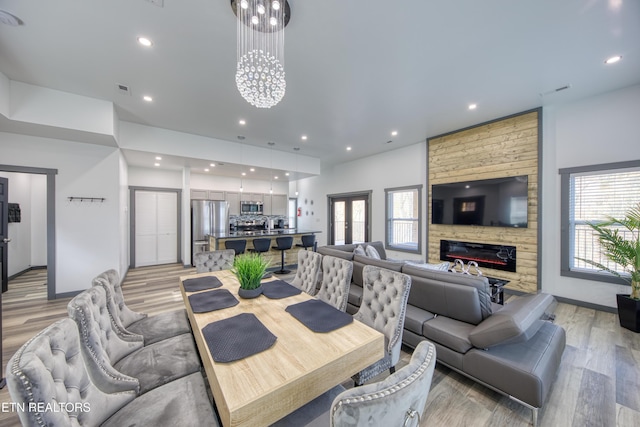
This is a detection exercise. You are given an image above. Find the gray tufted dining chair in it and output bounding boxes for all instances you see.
[6,318,218,427]
[271,340,436,427]
[194,249,235,273]
[92,269,191,345]
[316,255,352,312]
[291,249,323,295]
[68,286,201,395]
[352,265,412,385]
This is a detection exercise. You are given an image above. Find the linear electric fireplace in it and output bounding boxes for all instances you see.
[440,240,517,273]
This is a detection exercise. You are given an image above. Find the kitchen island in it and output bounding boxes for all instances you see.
[209,229,321,269]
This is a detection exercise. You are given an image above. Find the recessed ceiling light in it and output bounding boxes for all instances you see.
[285,172,290,176]
[241,172,246,176]
[210,163,216,167]
[250,168,255,172]
[605,55,622,64]
[155,156,162,160]
[143,95,153,102]
[239,119,246,125]
[346,146,352,151]
[274,176,279,179]
[301,135,307,140]
[204,168,210,172]
[391,130,398,136]
[154,163,160,167]
[468,104,477,110]
[137,37,153,47]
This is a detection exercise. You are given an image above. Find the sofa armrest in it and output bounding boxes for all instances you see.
[469,293,556,348]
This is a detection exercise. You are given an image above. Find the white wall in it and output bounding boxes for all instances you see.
[0,132,123,295]
[541,84,640,308]
[301,142,427,261]
[118,152,129,276]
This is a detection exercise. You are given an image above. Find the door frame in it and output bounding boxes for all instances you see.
[129,186,182,268]
[327,191,372,245]
[0,164,57,300]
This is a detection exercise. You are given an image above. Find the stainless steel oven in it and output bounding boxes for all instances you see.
[241,201,263,215]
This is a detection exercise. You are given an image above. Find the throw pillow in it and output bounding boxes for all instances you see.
[365,245,381,260]
[353,245,366,256]
[405,261,450,271]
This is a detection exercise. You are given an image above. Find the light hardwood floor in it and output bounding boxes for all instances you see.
[1,264,639,426]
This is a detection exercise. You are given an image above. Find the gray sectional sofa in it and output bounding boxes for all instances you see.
[318,242,566,425]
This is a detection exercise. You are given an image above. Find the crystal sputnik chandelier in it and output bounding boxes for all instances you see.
[233,0,290,109]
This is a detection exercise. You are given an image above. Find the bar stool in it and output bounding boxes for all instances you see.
[272,236,294,274]
[251,238,273,279]
[225,239,246,255]
[295,234,316,251]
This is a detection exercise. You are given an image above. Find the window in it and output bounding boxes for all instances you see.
[560,161,640,283]
[385,185,422,253]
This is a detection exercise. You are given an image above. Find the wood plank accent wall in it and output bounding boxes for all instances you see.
[427,109,540,294]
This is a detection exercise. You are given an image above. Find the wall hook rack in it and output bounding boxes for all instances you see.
[68,197,105,203]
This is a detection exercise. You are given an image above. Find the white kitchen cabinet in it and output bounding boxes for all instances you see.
[225,191,240,215]
[263,194,272,215]
[250,193,264,203]
[190,189,209,200]
[208,191,225,200]
[271,194,287,216]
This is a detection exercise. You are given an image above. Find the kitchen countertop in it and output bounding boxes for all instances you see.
[210,229,321,239]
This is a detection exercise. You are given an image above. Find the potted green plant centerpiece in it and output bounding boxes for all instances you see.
[577,202,640,332]
[232,252,270,299]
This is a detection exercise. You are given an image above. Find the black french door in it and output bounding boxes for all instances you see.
[329,194,369,245]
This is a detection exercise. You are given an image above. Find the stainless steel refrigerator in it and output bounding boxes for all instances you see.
[191,200,229,265]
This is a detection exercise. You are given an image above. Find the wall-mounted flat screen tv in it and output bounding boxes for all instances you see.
[431,175,529,228]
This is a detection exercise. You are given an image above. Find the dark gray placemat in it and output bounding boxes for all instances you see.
[188,289,239,313]
[262,279,302,299]
[183,276,224,292]
[285,299,353,333]
[202,313,277,363]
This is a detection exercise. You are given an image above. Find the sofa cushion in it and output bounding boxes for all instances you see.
[463,321,566,408]
[422,317,475,354]
[469,293,557,349]
[405,261,450,271]
[354,245,366,256]
[401,265,492,322]
[365,245,381,259]
[352,255,404,288]
[317,246,354,261]
[362,241,387,260]
[404,304,435,335]
[348,283,363,307]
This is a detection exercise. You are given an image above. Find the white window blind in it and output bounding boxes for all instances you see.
[385,186,422,253]
[570,168,640,275]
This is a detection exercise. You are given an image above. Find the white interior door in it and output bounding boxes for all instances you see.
[135,191,178,267]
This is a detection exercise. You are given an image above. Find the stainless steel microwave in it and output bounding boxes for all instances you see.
[241,201,263,214]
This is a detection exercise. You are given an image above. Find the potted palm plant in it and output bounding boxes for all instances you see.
[577,203,640,332]
[232,252,270,299]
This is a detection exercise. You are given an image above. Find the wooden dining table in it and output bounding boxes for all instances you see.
[180,270,385,427]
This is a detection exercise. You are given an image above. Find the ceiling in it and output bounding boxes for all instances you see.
[0,0,639,173]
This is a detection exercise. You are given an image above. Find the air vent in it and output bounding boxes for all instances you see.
[540,84,571,97]
[145,0,164,7]
[116,83,131,96]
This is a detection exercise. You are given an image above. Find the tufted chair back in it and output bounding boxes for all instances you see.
[316,255,352,311]
[291,250,323,295]
[68,287,143,394]
[6,318,137,427]
[331,340,436,427]
[352,265,411,385]
[92,269,147,328]
[194,249,235,273]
